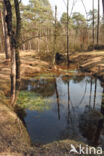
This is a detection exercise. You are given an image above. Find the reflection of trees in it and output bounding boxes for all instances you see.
[79,108,104,146]
[54,78,60,120]
[101,87,104,115]
[89,77,92,108]
[78,80,87,106]
[20,75,104,146]
[21,78,56,97]
[79,78,104,147]
[72,76,95,87]
[72,75,85,83]
[58,81,77,141]
[94,118,104,146]
[67,81,70,124]
[93,78,97,109]
[62,75,71,84]
[20,79,30,90]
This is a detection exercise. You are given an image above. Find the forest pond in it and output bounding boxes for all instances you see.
[18,73,104,148]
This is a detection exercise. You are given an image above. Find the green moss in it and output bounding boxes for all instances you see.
[17,91,51,112]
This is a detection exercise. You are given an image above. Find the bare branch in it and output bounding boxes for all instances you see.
[70,0,78,16]
[20,34,67,46]
[81,0,88,18]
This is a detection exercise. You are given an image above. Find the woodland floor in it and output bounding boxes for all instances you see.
[0,50,104,155]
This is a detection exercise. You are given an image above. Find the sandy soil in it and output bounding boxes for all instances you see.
[72,50,104,84]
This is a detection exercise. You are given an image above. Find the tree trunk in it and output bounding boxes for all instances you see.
[93,78,97,109]
[53,5,57,65]
[37,38,40,53]
[102,0,104,16]
[46,28,49,53]
[92,0,95,48]
[4,0,21,106]
[29,40,32,51]
[14,0,21,91]
[4,0,16,105]
[67,0,70,67]
[1,2,10,59]
[11,48,16,105]
[97,0,100,45]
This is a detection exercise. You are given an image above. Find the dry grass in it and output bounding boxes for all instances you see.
[0,53,30,154]
[72,50,104,83]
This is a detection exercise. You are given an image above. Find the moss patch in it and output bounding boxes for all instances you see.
[17,91,51,112]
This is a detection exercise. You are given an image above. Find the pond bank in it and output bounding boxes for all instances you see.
[0,50,104,155]
[71,50,104,84]
[0,53,31,155]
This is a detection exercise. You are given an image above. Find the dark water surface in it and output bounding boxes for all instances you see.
[19,74,104,148]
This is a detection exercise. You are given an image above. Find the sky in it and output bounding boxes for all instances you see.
[22,0,103,19]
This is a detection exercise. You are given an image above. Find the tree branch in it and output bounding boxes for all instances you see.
[20,34,67,46]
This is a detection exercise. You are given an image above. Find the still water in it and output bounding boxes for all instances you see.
[19,74,104,148]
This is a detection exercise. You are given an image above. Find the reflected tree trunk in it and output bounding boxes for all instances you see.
[93,78,97,109]
[93,119,104,146]
[101,87,104,114]
[78,81,87,106]
[89,77,92,108]
[55,78,60,120]
[67,81,70,124]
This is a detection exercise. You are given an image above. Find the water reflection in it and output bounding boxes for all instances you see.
[67,81,70,124]
[101,87,104,114]
[89,77,92,108]
[19,75,104,147]
[93,78,97,109]
[55,78,60,120]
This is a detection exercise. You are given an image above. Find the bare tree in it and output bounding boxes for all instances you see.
[67,0,70,67]
[14,0,21,91]
[4,0,21,106]
[97,0,100,45]
[53,5,57,65]
[92,0,95,48]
